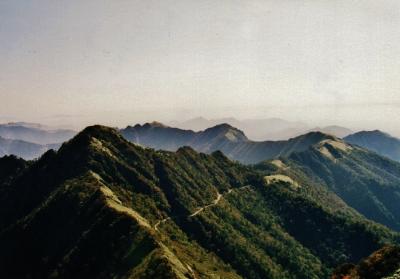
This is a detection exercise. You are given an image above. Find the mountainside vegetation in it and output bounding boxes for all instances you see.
[1,125,399,278]
[257,137,400,231]
[0,155,30,185]
[332,245,400,279]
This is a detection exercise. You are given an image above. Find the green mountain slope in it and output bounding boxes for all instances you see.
[261,137,400,231]
[0,126,398,278]
[345,130,400,162]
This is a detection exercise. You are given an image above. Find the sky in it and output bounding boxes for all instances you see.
[1,0,400,134]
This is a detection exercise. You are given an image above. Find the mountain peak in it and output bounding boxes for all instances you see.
[348,130,391,138]
[126,122,169,130]
[302,131,348,147]
[203,123,248,142]
[308,126,353,138]
[207,123,235,130]
[294,131,354,161]
[296,131,338,142]
[59,125,127,154]
[344,130,400,161]
[146,121,168,128]
[79,125,121,138]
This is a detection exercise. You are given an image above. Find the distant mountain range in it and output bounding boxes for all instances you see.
[0,136,59,160]
[3,120,400,167]
[121,122,350,164]
[170,117,356,140]
[169,117,324,140]
[1,125,399,278]
[0,123,76,159]
[345,130,400,162]
[0,122,76,145]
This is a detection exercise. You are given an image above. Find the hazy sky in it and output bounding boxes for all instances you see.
[1,1,400,133]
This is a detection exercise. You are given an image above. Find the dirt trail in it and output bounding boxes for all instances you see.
[153,185,251,231]
[189,192,222,217]
[154,217,171,232]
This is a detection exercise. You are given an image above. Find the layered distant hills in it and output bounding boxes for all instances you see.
[169,117,353,140]
[121,122,350,164]
[0,136,59,160]
[0,123,75,159]
[169,117,309,140]
[2,120,400,166]
[1,125,399,278]
[0,122,76,144]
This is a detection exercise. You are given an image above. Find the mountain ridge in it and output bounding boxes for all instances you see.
[121,122,339,164]
[1,125,399,278]
[266,137,400,231]
[168,117,309,140]
[345,130,400,162]
[308,125,354,138]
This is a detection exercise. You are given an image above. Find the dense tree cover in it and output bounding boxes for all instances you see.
[332,245,400,279]
[0,125,399,278]
[0,154,29,186]
[258,182,398,266]
[283,142,400,231]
